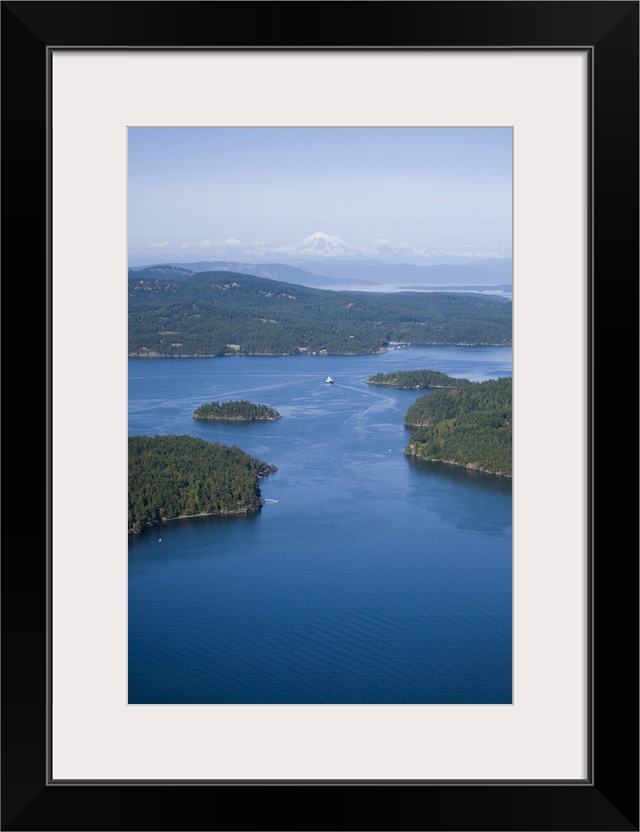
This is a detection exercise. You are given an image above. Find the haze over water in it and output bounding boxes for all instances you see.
[128,346,512,704]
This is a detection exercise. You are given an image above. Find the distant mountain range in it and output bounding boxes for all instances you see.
[269,231,507,264]
[128,262,376,289]
[130,231,511,270]
[129,253,512,292]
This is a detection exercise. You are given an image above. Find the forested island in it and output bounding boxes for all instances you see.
[128,271,512,357]
[193,400,281,422]
[404,377,512,477]
[128,434,277,534]
[367,369,468,389]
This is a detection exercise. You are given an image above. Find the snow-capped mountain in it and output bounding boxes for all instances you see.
[269,232,506,263]
[271,232,367,258]
[130,231,510,268]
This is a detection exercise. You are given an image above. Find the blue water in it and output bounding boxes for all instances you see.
[128,346,512,704]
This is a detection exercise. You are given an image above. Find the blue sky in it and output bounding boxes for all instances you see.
[128,127,512,260]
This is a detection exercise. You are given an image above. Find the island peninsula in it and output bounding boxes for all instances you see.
[128,435,277,534]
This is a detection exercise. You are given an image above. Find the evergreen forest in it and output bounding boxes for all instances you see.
[128,434,277,534]
[193,400,281,421]
[128,271,512,357]
[404,377,512,477]
[367,369,468,389]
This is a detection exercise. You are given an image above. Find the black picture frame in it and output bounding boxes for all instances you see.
[3,2,638,830]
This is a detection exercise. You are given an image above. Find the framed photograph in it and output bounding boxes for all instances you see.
[3,2,638,830]
[125,123,515,712]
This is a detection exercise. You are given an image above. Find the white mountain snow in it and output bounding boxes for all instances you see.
[270,232,506,262]
[271,231,368,258]
[132,231,509,267]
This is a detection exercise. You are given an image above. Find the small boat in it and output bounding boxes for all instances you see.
[326,376,334,384]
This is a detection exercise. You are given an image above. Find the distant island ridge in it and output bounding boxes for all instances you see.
[128,271,512,357]
[127,256,512,297]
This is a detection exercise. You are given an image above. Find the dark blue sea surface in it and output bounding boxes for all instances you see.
[128,347,512,704]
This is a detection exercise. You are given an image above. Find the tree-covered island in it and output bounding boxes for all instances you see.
[404,377,512,477]
[128,434,277,534]
[128,271,512,357]
[367,369,468,389]
[193,400,281,422]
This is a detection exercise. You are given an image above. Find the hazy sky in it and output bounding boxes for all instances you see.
[128,127,512,259]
